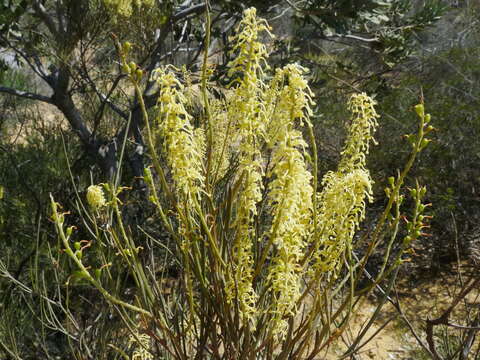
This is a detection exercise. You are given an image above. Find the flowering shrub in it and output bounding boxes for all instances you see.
[51,7,433,359]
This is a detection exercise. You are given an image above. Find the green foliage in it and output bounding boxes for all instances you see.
[290,0,446,68]
[0,67,29,91]
[369,40,480,263]
[0,0,28,42]
[0,127,68,247]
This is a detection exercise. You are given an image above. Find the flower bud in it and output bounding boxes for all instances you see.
[122,63,131,74]
[405,134,416,145]
[66,226,74,238]
[414,104,424,118]
[122,41,132,54]
[128,62,137,72]
[420,138,431,149]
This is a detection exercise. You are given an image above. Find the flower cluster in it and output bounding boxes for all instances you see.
[313,93,379,274]
[227,8,272,83]
[338,93,379,173]
[152,68,205,203]
[225,7,273,323]
[314,169,373,273]
[86,185,106,210]
[103,0,153,17]
[129,332,153,360]
[266,65,314,336]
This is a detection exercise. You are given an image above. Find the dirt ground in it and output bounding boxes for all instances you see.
[324,264,480,359]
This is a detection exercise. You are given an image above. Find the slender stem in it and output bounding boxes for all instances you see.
[50,195,152,317]
[133,80,173,202]
[308,122,318,235]
[201,0,214,191]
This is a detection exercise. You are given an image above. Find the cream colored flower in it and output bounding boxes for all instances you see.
[86,185,106,210]
[103,0,153,17]
[152,67,205,203]
[129,332,153,360]
[314,169,373,273]
[225,7,274,324]
[265,64,314,336]
[338,93,379,173]
[313,93,378,275]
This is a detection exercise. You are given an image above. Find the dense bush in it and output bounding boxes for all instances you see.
[45,9,433,359]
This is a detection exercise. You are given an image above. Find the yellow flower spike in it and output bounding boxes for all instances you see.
[338,93,379,173]
[86,185,106,210]
[152,68,205,204]
[313,93,378,276]
[227,8,273,80]
[103,0,153,17]
[314,169,373,274]
[224,7,275,325]
[265,64,314,337]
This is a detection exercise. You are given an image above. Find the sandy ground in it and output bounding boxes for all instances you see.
[324,265,480,359]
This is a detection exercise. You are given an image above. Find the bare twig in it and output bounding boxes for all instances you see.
[0,86,53,103]
[426,277,480,359]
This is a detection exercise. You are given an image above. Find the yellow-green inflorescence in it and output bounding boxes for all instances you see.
[86,184,106,210]
[265,64,315,336]
[313,93,379,275]
[224,7,273,324]
[129,332,153,360]
[103,0,153,17]
[152,67,206,204]
[146,6,380,339]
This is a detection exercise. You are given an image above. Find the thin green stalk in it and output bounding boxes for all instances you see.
[132,81,173,202]
[201,0,214,191]
[110,193,155,305]
[113,111,132,190]
[193,197,226,268]
[252,175,292,281]
[308,122,318,229]
[362,113,426,261]
[51,195,152,317]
